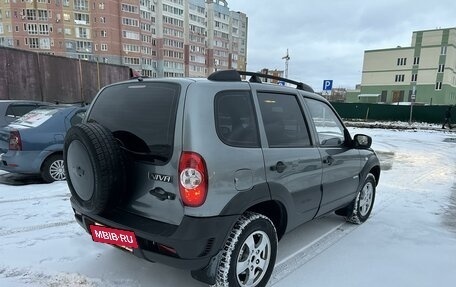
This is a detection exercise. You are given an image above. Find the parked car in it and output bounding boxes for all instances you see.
[0,100,51,128]
[64,70,380,287]
[0,105,86,182]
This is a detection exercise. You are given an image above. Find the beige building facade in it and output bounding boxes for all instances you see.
[349,28,456,105]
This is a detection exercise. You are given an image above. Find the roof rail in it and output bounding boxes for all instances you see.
[207,69,314,93]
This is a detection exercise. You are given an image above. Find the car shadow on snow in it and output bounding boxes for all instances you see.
[0,173,45,185]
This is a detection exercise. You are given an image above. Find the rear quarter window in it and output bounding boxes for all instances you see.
[88,82,180,162]
[214,91,260,148]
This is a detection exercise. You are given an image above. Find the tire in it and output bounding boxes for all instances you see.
[346,173,376,224]
[41,154,66,183]
[215,212,277,287]
[63,123,126,215]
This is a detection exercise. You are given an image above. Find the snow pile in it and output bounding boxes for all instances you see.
[344,120,454,132]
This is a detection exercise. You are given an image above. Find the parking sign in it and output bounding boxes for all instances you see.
[323,80,333,91]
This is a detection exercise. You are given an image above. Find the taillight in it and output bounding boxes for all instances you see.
[179,151,208,207]
[9,130,22,151]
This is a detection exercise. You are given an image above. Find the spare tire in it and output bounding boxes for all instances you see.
[64,123,126,215]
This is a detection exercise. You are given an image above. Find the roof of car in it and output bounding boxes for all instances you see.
[0,100,49,104]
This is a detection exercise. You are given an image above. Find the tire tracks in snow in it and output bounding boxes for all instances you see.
[269,222,359,286]
[0,194,70,204]
[269,183,397,286]
[0,220,76,237]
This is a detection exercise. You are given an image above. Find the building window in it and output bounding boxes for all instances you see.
[413,57,420,65]
[38,10,48,21]
[395,74,405,82]
[76,27,89,38]
[27,23,38,35]
[26,37,39,49]
[74,13,90,24]
[124,57,140,65]
[122,17,139,27]
[39,24,49,35]
[397,57,407,66]
[121,3,138,13]
[74,0,89,11]
[123,44,140,53]
[100,30,107,37]
[441,46,447,55]
[101,43,107,51]
[438,64,445,73]
[26,9,36,20]
[76,40,92,52]
[411,73,418,82]
[40,38,50,49]
[122,30,139,40]
[435,82,442,90]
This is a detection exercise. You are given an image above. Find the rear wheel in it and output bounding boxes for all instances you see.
[215,212,277,287]
[41,154,66,183]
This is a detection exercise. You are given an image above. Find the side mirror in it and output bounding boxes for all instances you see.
[354,134,372,148]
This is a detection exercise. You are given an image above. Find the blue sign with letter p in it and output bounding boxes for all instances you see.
[323,80,333,91]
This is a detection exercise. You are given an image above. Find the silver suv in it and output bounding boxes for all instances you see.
[64,70,380,287]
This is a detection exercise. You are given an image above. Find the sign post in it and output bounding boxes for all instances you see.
[322,80,333,98]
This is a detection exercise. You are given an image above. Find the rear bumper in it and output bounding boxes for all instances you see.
[0,150,42,174]
[71,198,238,271]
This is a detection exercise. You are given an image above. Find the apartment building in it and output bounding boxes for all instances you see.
[349,27,456,105]
[0,0,248,78]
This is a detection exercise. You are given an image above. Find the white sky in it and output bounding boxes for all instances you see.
[227,0,456,91]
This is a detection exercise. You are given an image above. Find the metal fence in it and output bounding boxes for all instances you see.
[0,46,130,103]
[332,103,454,124]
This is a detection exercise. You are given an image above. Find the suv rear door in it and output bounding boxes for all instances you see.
[253,88,323,229]
[87,81,185,225]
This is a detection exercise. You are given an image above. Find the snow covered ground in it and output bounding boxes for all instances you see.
[0,127,455,287]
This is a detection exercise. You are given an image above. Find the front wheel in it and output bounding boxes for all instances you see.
[346,173,376,224]
[215,212,277,287]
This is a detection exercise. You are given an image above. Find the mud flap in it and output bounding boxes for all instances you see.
[190,250,223,285]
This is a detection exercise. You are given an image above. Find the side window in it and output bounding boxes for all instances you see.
[257,92,311,148]
[305,98,345,146]
[215,91,260,148]
[70,110,86,126]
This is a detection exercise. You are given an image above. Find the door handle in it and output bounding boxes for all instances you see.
[149,188,176,201]
[323,156,335,166]
[270,161,287,173]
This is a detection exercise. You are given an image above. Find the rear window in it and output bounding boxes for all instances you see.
[5,104,39,118]
[88,82,180,162]
[12,107,60,128]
